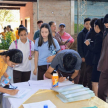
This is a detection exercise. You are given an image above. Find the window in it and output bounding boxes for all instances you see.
[25,18,30,33]
[21,20,23,25]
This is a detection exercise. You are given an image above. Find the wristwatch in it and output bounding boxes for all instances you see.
[67,76,73,81]
[69,77,73,81]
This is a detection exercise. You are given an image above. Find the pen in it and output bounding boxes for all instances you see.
[28,81,30,86]
[60,72,63,77]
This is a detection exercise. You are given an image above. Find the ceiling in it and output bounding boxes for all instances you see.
[0,0,37,9]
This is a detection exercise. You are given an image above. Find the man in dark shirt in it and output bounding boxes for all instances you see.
[33,20,43,41]
[77,18,91,86]
[45,49,82,83]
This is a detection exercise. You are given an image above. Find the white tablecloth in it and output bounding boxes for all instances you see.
[2,79,73,108]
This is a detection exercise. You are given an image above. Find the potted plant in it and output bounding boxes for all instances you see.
[0,33,11,50]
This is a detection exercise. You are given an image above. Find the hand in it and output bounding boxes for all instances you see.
[82,58,85,62]
[72,81,74,83]
[59,77,66,82]
[33,69,37,75]
[84,40,90,46]
[8,89,19,95]
[65,46,69,49]
[64,40,68,44]
[47,56,54,63]
[28,56,32,60]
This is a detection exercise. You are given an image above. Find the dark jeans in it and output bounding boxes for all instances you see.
[78,62,87,87]
[57,70,80,84]
[13,70,31,83]
[98,72,108,102]
[85,65,93,90]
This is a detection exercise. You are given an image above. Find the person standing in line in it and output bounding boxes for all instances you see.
[77,18,91,87]
[97,14,108,101]
[9,27,34,83]
[85,19,103,96]
[49,21,68,47]
[33,20,43,41]
[58,23,74,50]
[33,23,60,80]
[84,18,98,90]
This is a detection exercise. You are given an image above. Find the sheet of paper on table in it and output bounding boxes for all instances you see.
[3,88,30,98]
[23,100,56,108]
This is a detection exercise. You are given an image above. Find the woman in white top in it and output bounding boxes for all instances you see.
[9,27,34,83]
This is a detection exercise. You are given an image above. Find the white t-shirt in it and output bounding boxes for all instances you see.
[9,39,34,72]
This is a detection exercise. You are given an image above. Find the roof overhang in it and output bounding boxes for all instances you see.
[0,0,37,9]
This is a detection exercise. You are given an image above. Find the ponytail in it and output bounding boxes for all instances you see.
[95,18,104,33]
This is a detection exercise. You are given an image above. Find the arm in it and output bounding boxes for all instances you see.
[77,32,84,58]
[33,51,38,75]
[45,66,66,82]
[47,50,61,63]
[3,72,8,78]
[65,41,74,49]
[55,33,66,45]
[45,66,54,79]
[85,36,102,54]
[47,39,61,63]
[0,87,19,95]
[28,41,35,60]
[71,70,79,79]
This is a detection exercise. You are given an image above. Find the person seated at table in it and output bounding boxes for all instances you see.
[45,49,82,83]
[0,49,23,95]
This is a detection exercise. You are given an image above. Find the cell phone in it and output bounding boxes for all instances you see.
[87,39,91,42]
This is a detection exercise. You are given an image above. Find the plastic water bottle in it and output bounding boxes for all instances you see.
[43,105,48,108]
[51,49,56,56]
[1,76,11,87]
[52,73,58,88]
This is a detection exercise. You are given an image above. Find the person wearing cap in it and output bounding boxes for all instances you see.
[45,49,82,83]
[49,21,69,46]
[97,14,108,101]
[77,18,91,87]
[5,25,16,43]
[58,23,74,50]
[0,49,23,98]
[33,20,43,41]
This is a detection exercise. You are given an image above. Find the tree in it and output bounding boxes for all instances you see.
[0,10,18,29]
